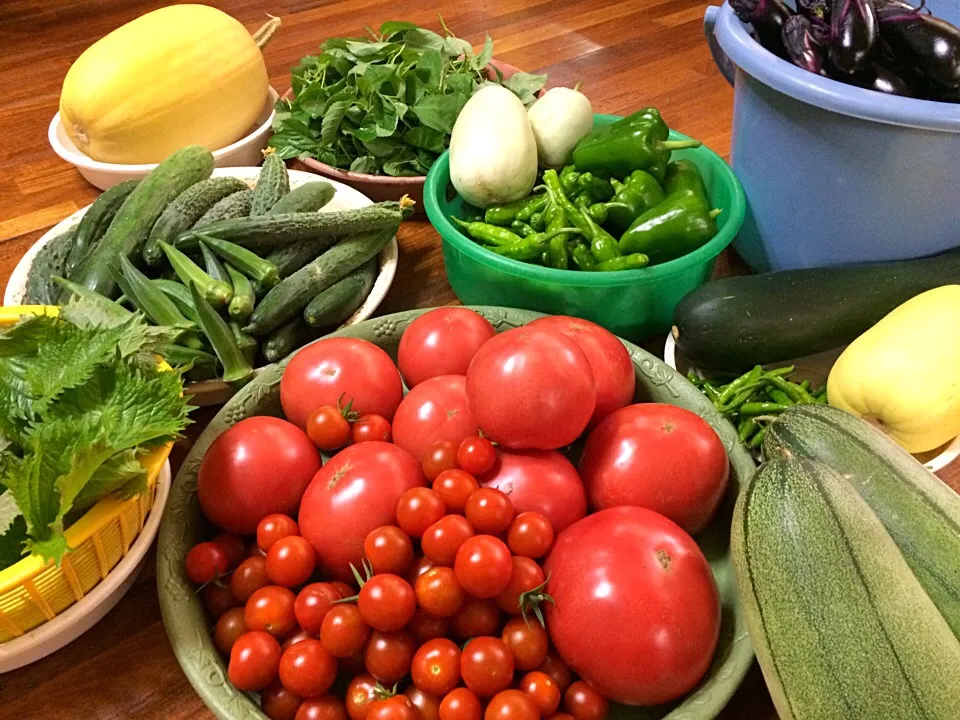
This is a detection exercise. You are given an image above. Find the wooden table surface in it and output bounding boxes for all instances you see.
[2,1,957,717]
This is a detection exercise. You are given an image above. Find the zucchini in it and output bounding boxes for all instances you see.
[764,403,960,638]
[267,181,335,215]
[64,179,139,277]
[249,153,290,216]
[198,235,279,287]
[304,260,376,328]
[159,241,233,309]
[245,224,396,336]
[226,265,255,322]
[732,457,960,720]
[52,276,132,321]
[70,145,214,297]
[153,279,199,323]
[672,246,960,370]
[143,176,248,265]
[262,318,320,363]
[24,230,76,305]
[193,189,254,228]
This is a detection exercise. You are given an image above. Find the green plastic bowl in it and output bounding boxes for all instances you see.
[424,115,746,342]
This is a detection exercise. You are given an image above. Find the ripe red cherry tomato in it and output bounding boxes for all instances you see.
[366,695,420,720]
[460,636,515,697]
[258,514,300,553]
[214,607,247,655]
[507,512,554,559]
[245,586,297,638]
[537,652,573,694]
[415,566,466,619]
[332,581,354,598]
[393,375,478,462]
[484,690,539,720]
[450,597,501,640]
[464,488,514,535]
[346,674,378,720]
[228,630,282,691]
[297,695,348,720]
[563,682,608,720]
[410,607,449,643]
[353,415,392,444]
[267,535,317,588]
[231,556,270,604]
[262,678,303,720]
[406,555,436,584]
[358,574,416,631]
[397,308,496,388]
[519,671,561,716]
[396,487,447,538]
[551,714,576,720]
[203,582,239,619]
[320,604,370,658]
[294,582,342,635]
[213,532,247,570]
[185,541,230,584]
[422,440,459,481]
[457,437,497,477]
[405,686,442,720]
[454,535,513,598]
[279,638,338,699]
[432,470,479,513]
[422,515,475,566]
[439,688,482,720]
[412,637,462,695]
[307,405,352,451]
[283,629,312,650]
[501,616,548,671]
[364,526,414,576]
[496,557,546,616]
[364,629,417,684]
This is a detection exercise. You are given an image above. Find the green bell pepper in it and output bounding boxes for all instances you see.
[663,159,708,201]
[619,192,721,264]
[607,170,666,231]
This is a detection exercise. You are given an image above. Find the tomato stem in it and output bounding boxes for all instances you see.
[518,574,555,629]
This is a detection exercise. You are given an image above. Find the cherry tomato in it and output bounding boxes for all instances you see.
[262,679,303,720]
[364,526,414,576]
[422,515,475,566]
[346,674,378,720]
[185,541,229,584]
[204,582,239,619]
[267,535,317,588]
[550,715,576,720]
[353,415,392,444]
[367,695,419,720]
[320,604,370,658]
[245,586,297,638]
[393,375,478,462]
[307,405,352,451]
[229,630,282,692]
[284,629,312,650]
[507,513,554,559]
[258,514,300,553]
[358,574,416,631]
[439,688,483,720]
[460,636,515,697]
[332,581,355,598]
[231,556,270,604]
[406,555,436,584]
[563,682,608,720]
[450,597,501,640]
[410,607,449,643]
[297,695,349,720]
[432,469,480,514]
[406,686,441,720]
[537,652,573,694]
[519,672,560,716]
[464,489,514,535]
[496,557,546,616]
[396,487,447,538]
[340,652,368,677]
[455,535,513,599]
[397,308,496,388]
[412,637,462,695]
[422,440,459,481]
[364,630,416,684]
[214,532,247,570]
[415,566,466,619]
[294,582,342,635]
[214,607,248,655]
[457,437,497,477]
[279,638,338,698]
[502,616,548,671]
[485,690,539,720]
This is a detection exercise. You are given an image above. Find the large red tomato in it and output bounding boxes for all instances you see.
[299,442,425,581]
[392,376,478,462]
[481,450,586,532]
[544,507,720,706]
[527,316,634,429]
[398,308,496,388]
[198,417,321,534]
[579,404,729,534]
[465,327,596,450]
[281,338,404,429]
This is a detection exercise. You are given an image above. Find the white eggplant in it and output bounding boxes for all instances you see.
[527,87,594,168]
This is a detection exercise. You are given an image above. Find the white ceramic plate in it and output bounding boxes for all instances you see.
[663,334,960,473]
[0,461,171,672]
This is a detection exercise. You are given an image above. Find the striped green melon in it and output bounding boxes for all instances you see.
[732,457,960,720]
[763,403,960,638]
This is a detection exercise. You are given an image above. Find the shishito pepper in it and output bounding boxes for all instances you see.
[484,193,547,226]
[490,227,580,261]
[572,108,702,182]
[619,192,722,264]
[559,166,581,196]
[575,172,615,203]
[595,253,650,271]
[544,198,572,270]
[663,159,709,201]
[542,169,620,263]
[607,170,666,232]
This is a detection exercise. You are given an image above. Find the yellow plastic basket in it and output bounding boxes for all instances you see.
[0,306,173,643]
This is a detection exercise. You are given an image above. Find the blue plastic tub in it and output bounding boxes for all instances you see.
[705,1,960,272]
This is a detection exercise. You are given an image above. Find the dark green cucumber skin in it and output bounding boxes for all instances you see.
[249,153,290,216]
[245,224,396,336]
[262,318,320,363]
[267,182,335,215]
[70,146,214,298]
[64,179,139,277]
[24,230,76,305]
[193,189,254,228]
[672,247,960,370]
[255,241,329,294]
[304,259,376,328]
[764,404,960,639]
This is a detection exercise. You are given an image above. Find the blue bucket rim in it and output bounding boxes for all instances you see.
[711,2,960,133]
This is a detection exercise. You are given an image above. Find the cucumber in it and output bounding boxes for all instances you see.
[249,153,290,216]
[672,246,960,370]
[256,241,329,293]
[64,179,139,277]
[267,181,335,215]
[304,260,376,328]
[24,230,76,305]
[262,318,320,363]
[70,145,214,298]
[764,403,960,638]
[732,457,960,720]
[193,189,254,228]
[245,224,396,336]
[143,176,248,265]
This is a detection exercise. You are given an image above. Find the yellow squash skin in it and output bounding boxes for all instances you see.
[59,4,268,164]
[828,285,960,453]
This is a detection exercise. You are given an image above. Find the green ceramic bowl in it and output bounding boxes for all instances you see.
[424,117,746,343]
[157,307,755,720]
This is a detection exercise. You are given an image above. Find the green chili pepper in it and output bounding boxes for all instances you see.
[510,221,535,237]
[799,379,812,392]
[717,366,763,406]
[686,371,703,387]
[484,194,547,226]
[766,365,796,377]
[663,159,709,201]
[490,228,580,261]
[559,166,581,196]
[571,244,598,271]
[580,199,632,226]
[516,194,549,223]
[594,253,649,271]
[576,172,615,202]
[226,264,256,322]
[188,281,254,385]
[749,426,769,449]
[159,240,233,309]
[738,418,759,443]
[619,192,721,263]
[766,387,794,406]
[740,402,792,416]
[767,375,816,404]
[451,216,524,246]
[606,170,667,232]
[580,209,621,262]
[544,200,571,270]
[529,210,547,233]
[701,381,721,403]
[544,170,620,263]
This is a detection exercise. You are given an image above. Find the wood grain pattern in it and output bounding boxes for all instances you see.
[0,1,955,718]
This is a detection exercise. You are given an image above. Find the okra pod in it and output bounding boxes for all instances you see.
[229,321,258,366]
[152,279,199,323]
[226,264,256,322]
[116,255,194,330]
[200,242,231,286]
[198,234,280,288]
[161,344,218,380]
[188,281,254,385]
[52,276,132,321]
[159,240,233,309]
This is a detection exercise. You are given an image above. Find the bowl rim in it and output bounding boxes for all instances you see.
[424,115,747,287]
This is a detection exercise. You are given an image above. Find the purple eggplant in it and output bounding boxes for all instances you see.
[848,61,914,94]
[876,1,960,89]
[830,0,879,74]
[730,0,795,58]
[797,0,832,24]
[783,16,830,75]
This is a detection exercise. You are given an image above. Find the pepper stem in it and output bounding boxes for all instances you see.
[709,208,723,219]
[253,15,282,49]
[659,139,703,151]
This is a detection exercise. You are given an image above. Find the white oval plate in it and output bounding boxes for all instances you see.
[663,333,960,473]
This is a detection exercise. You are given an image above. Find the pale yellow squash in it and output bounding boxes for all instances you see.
[59,4,269,164]
[828,285,960,453]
